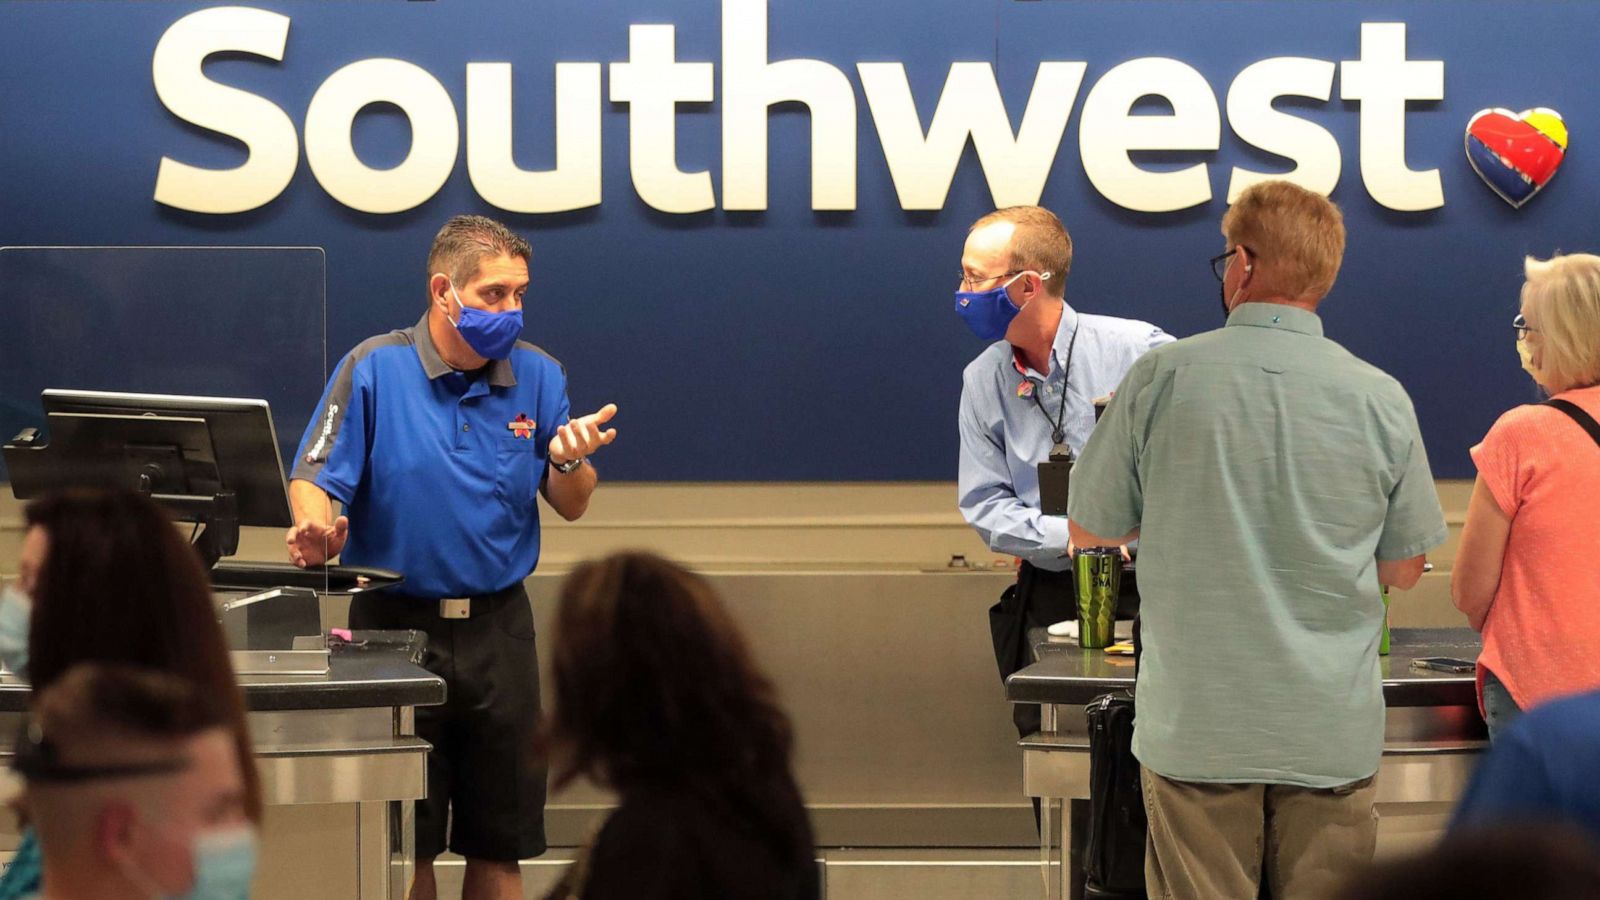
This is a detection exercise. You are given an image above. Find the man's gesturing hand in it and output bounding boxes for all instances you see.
[285,516,349,568]
[549,403,619,466]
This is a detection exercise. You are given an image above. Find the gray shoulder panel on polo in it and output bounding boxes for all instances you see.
[290,330,413,483]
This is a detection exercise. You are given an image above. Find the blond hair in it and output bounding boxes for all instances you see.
[1523,253,1600,392]
[969,206,1073,297]
[1222,181,1345,302]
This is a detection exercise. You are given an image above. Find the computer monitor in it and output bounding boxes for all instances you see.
[36,389,293,527]
[29,411,222,501]
[4,389,294,565]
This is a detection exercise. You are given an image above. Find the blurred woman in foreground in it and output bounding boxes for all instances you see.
[0,489,260,898]
[539,552,817,900]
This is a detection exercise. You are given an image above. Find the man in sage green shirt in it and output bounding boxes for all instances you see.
[1068,181,1448,900]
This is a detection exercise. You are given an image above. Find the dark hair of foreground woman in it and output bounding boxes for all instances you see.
[539,551,817,899]
[24,489,262,820]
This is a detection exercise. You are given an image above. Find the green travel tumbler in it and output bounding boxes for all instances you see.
[1074,547,1121,650]
[1380,587,1391,656]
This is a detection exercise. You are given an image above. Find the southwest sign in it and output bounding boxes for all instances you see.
[153,2,1447,216]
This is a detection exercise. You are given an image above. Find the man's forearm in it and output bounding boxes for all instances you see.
[1068,519,1140,549]
[289,478,334,526]
[542,461,598,521]
[1378,555,1427,590]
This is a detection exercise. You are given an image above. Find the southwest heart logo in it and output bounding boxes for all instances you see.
[1464,108,1568,208]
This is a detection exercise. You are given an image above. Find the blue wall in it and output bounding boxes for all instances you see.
[3,0,1597,480]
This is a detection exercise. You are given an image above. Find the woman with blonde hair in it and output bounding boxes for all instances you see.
[1453,253,1600,737]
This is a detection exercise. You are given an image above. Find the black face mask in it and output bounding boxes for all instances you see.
[1213,246,1250,322]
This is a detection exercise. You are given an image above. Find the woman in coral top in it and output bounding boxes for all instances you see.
[1453,253,1600,738]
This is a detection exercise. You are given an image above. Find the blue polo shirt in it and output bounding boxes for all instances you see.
[291,315,571,598]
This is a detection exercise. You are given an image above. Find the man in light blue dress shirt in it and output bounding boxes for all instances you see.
[1068,182,1447,900]
[955,205,1172,742]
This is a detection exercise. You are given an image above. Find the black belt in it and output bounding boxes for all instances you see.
[389,583,524,620]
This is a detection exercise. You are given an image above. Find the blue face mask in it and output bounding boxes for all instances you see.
[126,825,258,900]
[176,826,258,900]
[0,584,31,677]
[954,274,1025,342]
[448,280,524,361]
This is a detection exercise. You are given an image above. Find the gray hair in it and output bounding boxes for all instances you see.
[425,215,532,292]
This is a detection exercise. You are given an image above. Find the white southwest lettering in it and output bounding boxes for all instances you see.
[303,59,458,214]
[1339,22,1445,212]
[307,402,339,464]
[610,25,716,214]
[149,4,1446,215]
[1225,58,1341,202]
[468,62,603,214]
[1079,57,1221,213]
[858,61,1086,210]
[151,6,298,214]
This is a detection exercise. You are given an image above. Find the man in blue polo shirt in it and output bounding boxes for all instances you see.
[286,215,618,900]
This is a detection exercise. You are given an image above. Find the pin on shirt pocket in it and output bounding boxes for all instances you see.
[495,437,539,506]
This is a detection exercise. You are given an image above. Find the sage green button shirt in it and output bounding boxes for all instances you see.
[1069,303,1448,787]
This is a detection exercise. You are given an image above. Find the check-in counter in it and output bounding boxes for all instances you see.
[1007,627,1485,900]
[0,634,444,900]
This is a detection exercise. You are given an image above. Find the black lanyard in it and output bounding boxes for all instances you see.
[1029,324,1080,448]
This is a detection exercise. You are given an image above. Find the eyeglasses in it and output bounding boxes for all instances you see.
[1513,314,1539,340]
[1210,246,1254,282]
[958,270,1023,291]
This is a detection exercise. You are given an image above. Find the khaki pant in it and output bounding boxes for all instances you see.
[1141,766,1378,900]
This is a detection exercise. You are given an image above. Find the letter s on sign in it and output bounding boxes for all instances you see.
[152,7,299,214]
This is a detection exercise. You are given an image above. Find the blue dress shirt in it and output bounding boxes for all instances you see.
[957,302,1172,570]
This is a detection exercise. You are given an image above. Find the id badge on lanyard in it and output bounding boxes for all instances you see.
[1030,329,1079,517]
[1038,445,1072,516]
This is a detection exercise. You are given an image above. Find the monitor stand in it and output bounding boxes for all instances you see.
[143,483,239,570]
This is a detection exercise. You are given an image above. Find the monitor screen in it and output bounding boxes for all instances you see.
[38,389,293,528]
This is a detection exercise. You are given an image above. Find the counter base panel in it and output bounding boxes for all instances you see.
[1022,702,1483,900]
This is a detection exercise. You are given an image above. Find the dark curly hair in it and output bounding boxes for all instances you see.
[539,551,812,866]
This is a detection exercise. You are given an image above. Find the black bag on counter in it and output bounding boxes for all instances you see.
[1084,689,1147,899]
[988,563,1077,738]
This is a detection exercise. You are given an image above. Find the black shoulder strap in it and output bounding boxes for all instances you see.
[1543,399,1600,450]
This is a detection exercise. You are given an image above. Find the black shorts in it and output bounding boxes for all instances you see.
[349,584,547,862]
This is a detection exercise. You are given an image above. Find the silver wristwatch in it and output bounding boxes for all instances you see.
[551,456,585,475]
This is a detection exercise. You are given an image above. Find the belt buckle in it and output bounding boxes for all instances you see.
[439,597,471,619]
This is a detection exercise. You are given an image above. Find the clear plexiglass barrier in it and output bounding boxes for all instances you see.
[0,245,328,572]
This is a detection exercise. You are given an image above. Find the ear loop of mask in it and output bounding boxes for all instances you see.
[1227,261,1253,312]
[1008,270,1051,308]
[117,848,175,900]
[434,274,461,326]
